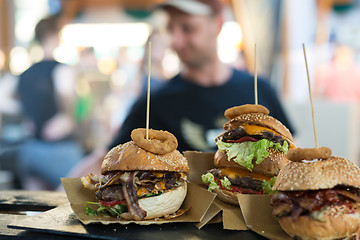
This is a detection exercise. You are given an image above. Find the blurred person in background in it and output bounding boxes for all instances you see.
[17,14,83,190]
[103,29,172,138]
[74,47,112,154]
[111,0,295,150]
[66,0,294,179]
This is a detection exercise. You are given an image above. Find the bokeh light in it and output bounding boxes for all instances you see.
[218,21,243,64]
[9,46,31,74]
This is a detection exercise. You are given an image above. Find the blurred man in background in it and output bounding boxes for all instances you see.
[17,14,83,190]
[110,0,295,150]
[67,0,294,178]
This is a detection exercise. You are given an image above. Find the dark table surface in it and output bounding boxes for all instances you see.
[0,190,268,240]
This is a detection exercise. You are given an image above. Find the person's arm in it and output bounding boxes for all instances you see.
[65,146,107,178]
[0,74,21,115]
[63,96,149,181]
[41,64,77,141]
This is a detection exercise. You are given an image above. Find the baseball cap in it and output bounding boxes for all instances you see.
[157,0,223,16]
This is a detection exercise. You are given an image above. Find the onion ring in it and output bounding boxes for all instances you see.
[286,147,332,162]
[224,104,270,119]
[131,128,178,155]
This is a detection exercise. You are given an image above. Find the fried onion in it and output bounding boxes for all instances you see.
[224,104,270,119]
[131,128,178,155]
[286,147,332,162]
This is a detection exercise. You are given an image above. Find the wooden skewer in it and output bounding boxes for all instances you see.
[302,43,318,148]
[146,41,151,139]
[254,43,258,105]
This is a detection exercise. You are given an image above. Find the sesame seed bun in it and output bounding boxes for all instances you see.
[273,156,360,191]
[278,206,360,240]
[223,113,294,145]
[101,141,189,175]
[214,148,289,176]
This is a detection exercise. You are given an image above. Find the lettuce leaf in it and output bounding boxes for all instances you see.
[201,172,220,192]
[220,177,231,190]
[261,177,277,194]
[216,138,289,171]
[85,201,98,216]
[85,201,128,217]
[141,192,163,198]
[201,173,232,191]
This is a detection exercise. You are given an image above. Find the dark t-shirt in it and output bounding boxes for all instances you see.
[110,68,295,152]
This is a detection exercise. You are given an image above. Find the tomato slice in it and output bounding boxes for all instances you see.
[99,200,126,207]
[227,136,257,143]
[214,177,263,194]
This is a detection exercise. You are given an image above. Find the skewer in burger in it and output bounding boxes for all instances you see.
[202,104,295,205]
[271,147,360,240]
[81,128,189,220]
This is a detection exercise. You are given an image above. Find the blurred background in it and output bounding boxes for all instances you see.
[1,0,360,190]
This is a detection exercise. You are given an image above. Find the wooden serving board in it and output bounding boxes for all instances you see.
[7,203,267,240]
[0,190,68,211]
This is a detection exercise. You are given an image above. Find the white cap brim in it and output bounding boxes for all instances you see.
[157,0,213,16]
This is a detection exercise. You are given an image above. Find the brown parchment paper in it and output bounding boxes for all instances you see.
[237,194,291,240]
[185,151,215,185]
[184,151,292,239]
[194,199,222,229]
[61,178,216,225]
[184,151,247,230]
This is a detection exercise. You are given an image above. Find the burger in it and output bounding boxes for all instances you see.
[201,104,295,205]
[271,155,360,240]
[81,128,189,220]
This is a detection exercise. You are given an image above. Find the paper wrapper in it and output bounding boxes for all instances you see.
[184,151,291,239]
[61,178,216,225]
[238,194,291,240]
[185,151,247,230]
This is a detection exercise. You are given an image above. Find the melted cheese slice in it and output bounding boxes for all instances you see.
[242,125,278,136]
[220,167,271,182]
[136,172,185,198]
[137,186,150,197]
[155,181,166,191]
[242,125,296,149]
[153,172,164,178]
[137,180,166,197]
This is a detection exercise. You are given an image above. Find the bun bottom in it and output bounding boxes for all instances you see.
[120,183,187,220]
[213,188,239,206]
[278,208,360,240]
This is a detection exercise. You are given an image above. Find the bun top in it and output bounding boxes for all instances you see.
[101,141,189,175]
[222,104,293,145]
[273,156,360,191]
[224,113,293,144]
